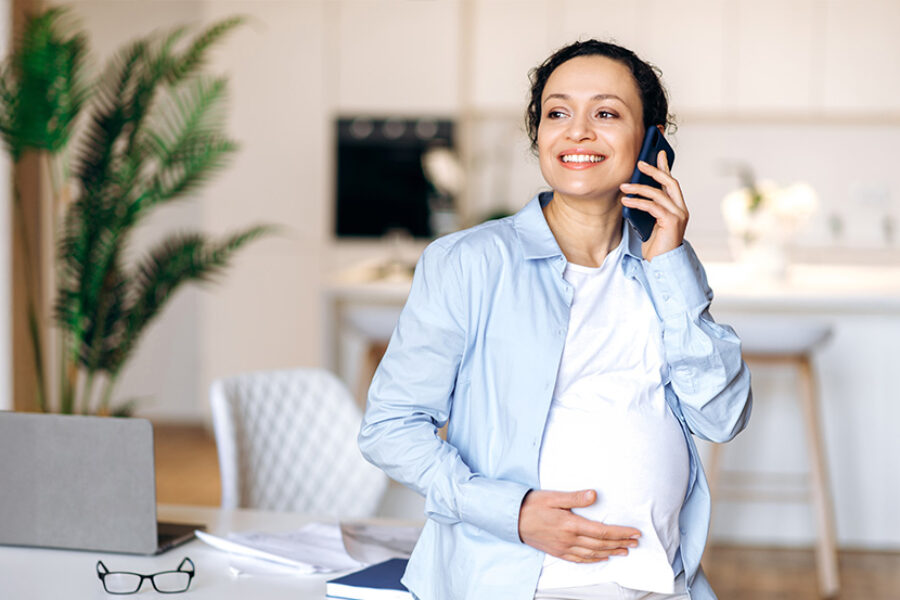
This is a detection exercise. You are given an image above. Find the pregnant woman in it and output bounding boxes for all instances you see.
[359,39,752,600]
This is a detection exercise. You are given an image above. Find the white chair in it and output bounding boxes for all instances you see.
[209,368,388,518]
[707,318,839,598]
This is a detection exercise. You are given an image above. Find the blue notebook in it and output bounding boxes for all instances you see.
[326,558,411,600]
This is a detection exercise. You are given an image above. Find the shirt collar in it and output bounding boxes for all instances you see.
[513,191,646,261]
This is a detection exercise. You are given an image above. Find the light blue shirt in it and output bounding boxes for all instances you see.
[359,193,752,600]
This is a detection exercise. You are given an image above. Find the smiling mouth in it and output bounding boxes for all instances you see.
[560,154,606,164]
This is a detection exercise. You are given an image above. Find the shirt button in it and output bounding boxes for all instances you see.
[654,271,662,279]
[663,294,670,301]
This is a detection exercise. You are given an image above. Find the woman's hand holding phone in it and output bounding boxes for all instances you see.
[620,150,689,262]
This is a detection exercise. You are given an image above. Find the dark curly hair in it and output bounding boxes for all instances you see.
[525,40,675,152]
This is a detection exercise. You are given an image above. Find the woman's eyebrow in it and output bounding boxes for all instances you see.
[542,93,626,105]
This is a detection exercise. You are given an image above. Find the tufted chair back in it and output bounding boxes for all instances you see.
[209,368,388,518]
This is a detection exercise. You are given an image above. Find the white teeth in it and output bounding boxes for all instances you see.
[561,154,605,163]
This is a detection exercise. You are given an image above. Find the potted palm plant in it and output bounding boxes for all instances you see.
[1,8,272,415]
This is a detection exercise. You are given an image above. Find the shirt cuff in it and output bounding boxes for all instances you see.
[641,243,711,320]
[460,477,531,545]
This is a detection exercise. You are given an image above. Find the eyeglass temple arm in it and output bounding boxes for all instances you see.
[176,557,195,573]
[96,561,109,578]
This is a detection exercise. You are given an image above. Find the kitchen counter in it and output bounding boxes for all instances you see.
[328,261,900,314]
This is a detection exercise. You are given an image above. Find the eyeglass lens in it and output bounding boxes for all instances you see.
[150,571,192,593]
[103,573,143,594]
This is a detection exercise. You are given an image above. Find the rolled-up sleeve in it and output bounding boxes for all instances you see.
[358,241,530,544]
[642,242,752,443]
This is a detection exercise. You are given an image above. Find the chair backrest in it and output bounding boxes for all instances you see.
[209,368,388,518]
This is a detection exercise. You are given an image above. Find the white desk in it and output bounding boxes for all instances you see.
[0,505,360,600]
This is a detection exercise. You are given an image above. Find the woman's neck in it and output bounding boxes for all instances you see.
[542,191,624,268]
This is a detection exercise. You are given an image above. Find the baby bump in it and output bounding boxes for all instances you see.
[537,398,690,524]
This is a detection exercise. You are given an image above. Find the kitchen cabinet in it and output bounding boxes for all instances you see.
[464,0,900,118]
[822,0,900,114]
[468,0,551,110]
[640,0,730,115]
[334,0,460,113]
[733,0,817,112]
[557,0,643,52]
[468,0,730,115]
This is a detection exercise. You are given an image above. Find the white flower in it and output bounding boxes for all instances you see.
[722,179,817,238]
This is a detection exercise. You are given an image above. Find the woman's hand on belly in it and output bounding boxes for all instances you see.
[518,489,642,563]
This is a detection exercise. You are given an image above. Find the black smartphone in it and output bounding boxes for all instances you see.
[623,126,675,242]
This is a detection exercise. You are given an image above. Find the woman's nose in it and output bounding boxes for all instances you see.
[566,114,595,141]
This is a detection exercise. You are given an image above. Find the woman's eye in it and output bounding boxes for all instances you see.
[596,110,617,119]
[547,110,567,119]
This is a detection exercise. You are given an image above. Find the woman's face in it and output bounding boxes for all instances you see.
[537,55,646,206]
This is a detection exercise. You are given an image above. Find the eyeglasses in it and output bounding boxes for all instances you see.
[96,557,195,595]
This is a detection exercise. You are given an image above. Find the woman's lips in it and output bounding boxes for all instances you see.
[558,152,607,170]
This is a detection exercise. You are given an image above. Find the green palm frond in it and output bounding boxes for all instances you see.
[146,77,229,159]
[127,76,234,218]
[75,38,146,197]
[165,16,246,84]
[55,193,125,352]
[102,225,274,375]
[0,7,89,159]
[139,136,238,211]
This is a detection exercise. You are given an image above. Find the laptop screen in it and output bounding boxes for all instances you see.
[0,412,160,554]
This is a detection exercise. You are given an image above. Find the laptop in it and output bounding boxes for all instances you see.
[0,411,203,554]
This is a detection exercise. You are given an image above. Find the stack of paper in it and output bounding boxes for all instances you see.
[196,523,365,573]
[195,521,422,576]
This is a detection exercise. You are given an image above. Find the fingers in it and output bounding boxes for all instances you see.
[621,182,681,215]
[625,159,686,211]
[656,149,670,173]
[561,545,631,563]
[555,531,640,563]
[620,193,676,222]
[548,489,596,510]
[573,517,642,542]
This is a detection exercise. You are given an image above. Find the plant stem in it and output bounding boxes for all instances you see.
[12,172,48,412]
[98,373,119,416]
[45,152,78,413]
[26,305,48,411]
[79,369,96,415]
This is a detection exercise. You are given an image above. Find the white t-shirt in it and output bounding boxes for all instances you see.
[535,240,690,596]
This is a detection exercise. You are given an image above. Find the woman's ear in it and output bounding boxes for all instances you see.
[656,124,665,135]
